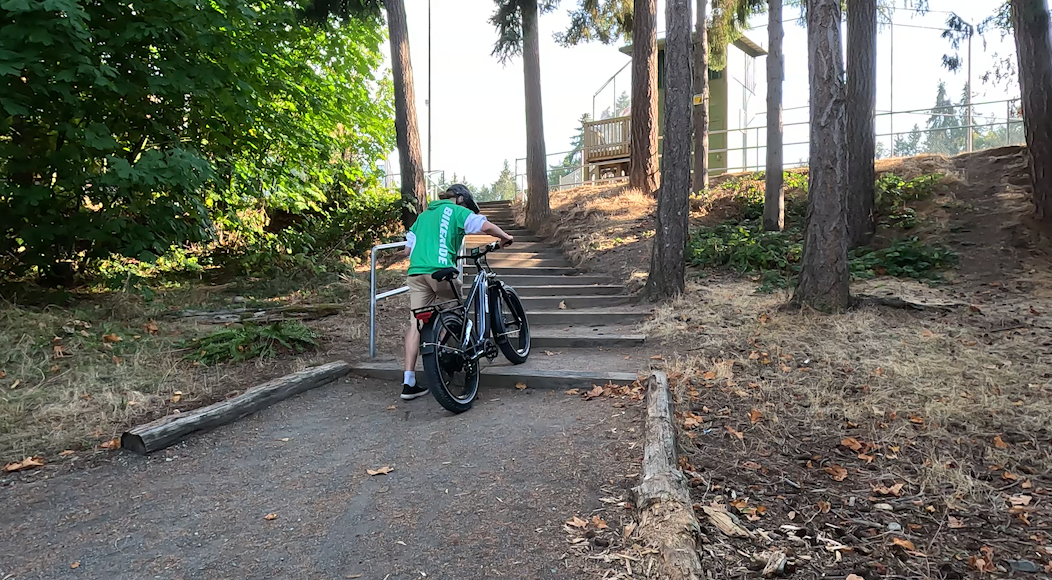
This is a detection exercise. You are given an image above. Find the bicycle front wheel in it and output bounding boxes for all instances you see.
[422,312,480,413]
[490,284,530,364]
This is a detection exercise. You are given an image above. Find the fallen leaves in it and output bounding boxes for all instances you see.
[143,321,159,334]
[591,515,608,530]
[682,412,703,430]
[264,513,278,521]
[102,333,122,343]
[817,501,831,513]
[558,300,567,310]
[367,466,394,476]
[3,456,45,472]
[70,561,80,569]
[948,515,965,529]
[169,391,183,403]
[386,405,397,410]
[748,409,762,424]
[891,537,923,556]
[993,434,1009,449]
[623,523,636,538]
[725,425,744,441]
[100,438,120,450]
[564,388,580,395]
[583,385,605,400]
[840,437,863,452]
[872,482,905,497]
[823,465,848,481]
[514,382,527,390]
[969,546,997,572]
[566,516,589,529]
[1009,494,1032,507]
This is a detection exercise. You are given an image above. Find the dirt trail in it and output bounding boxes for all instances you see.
[943,146,1050,284]
[1,376,642,580]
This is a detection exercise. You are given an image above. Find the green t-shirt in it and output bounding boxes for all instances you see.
[408,199,476,276]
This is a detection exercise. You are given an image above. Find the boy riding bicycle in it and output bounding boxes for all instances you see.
[400,184,514,401]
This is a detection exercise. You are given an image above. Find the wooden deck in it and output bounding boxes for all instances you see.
[583,116,631,164]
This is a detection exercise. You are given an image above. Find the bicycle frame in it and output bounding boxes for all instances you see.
[415,243,500,363]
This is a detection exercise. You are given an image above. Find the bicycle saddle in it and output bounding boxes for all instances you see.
[431,267,459,282]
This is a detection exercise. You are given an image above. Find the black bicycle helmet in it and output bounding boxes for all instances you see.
[445,183,480,214]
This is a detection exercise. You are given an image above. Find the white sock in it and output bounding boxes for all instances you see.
[404,371,416,387]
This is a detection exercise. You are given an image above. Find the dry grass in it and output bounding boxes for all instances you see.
[643,277,1052,504]
[542,155,972,290]
[0,277,390,463]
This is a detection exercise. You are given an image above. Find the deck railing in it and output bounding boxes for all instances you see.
[583,116,631,164]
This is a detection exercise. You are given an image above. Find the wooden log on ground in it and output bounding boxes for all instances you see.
[174,304,343,324]
[121,361,351,454]
[631,371,705,580]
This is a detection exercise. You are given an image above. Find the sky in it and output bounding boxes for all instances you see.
[380,0,1021,186]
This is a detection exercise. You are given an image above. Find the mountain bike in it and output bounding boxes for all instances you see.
[412,241,531,413]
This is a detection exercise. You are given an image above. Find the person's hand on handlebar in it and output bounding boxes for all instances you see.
[480,221,514,249]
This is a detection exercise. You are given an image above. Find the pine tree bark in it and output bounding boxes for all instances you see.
[630,0,660,195]
[645,0,691,300]
[793,0,851,312]
[1010,0,1052,224]
[385,0,426,229]
[845,0,877,247]
[522,0,551,229]
[692,0,710,193]
[763,0,784,232]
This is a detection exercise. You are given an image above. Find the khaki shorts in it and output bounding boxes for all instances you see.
[408,274,462,311]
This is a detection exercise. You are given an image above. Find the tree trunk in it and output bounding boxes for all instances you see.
[1010,0,1052,224]
[630,0,660,195]
[793,0,851,312]
[522,0,551,229]
[645,0,691,300]
[763,0,784,232]
[845,0,877,247]
[692,0,710,193]
[385,0,426,229]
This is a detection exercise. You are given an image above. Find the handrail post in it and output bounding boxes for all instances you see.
[369,244,379,358]
[368,240,409,359]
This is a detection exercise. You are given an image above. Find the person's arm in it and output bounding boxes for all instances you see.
[464,211,513,246]
[402,231,416,258]
[480,220,514,247]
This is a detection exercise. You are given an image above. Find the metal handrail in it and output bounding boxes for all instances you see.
[369,241,409,359]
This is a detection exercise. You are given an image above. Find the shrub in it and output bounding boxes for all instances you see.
[850,237,957,280]
[689,221,803,273]
[875,173,941,210]
[182,321,317,365]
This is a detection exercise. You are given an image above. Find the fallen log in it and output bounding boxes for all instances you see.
[173,304,343,324]
[854,294,967,312]
[631,371,705,580]
[121,361,351,454]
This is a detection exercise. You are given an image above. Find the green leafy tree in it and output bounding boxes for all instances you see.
[924,81,966,156]
[549,113,590,186]
[600,91,632,119]
[0,0,393,280]
[491,161,518,201]
[894,125,925,157]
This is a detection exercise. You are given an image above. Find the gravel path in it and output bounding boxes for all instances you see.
[1,376,642,580]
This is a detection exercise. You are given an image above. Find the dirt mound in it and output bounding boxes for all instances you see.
[545,147,1050,288]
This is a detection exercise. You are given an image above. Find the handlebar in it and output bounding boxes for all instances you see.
[457,241,502,261]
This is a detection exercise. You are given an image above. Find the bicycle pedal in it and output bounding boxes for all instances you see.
[484,342,499,360]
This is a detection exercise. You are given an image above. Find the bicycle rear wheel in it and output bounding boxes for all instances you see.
[421,312,480,413]
[490,284,530,364]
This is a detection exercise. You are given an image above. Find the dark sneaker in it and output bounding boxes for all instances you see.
[401,383,429,400]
